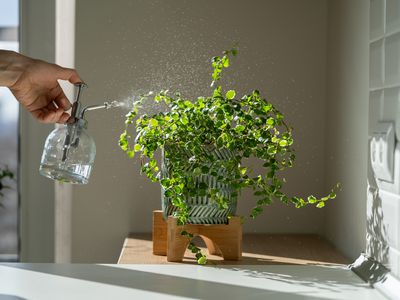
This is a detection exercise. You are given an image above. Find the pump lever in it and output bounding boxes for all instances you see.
[68,82,87,124]
[61,83,121,162]
[62,83,86,162]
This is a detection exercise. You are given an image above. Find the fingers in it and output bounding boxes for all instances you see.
[51,84,72,111]
[26,81,75,124]
[31,107,67,124]
[57,112,71,124]
[11,58,83,124]
[55,65,83,85]
[46,101,58,112]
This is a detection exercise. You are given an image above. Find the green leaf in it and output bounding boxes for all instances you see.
[235,125,245,133]
[164,189,173,197]
[174,185,183,194]
[216,136,224,148]
[263,104,272,113]
[134,144,141,152]
[222,56,230,68]
[197,256,207,265]
[279,140,288,147]
[149,118,158,127]
[266,118,275,126]
[119,140,128,151]
[307,195,316,203]
[316,202,325,208]
[213,86,222,98]
[160,178,170,187]
[226,90,236,100]
[181,115,189,125]
[149,159,157,168]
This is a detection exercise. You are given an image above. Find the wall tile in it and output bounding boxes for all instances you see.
[370,39,384,88]
[385,33,400,85]
[386,0,400,35]
[369,90,384,135]
[379,190,400,249]
[373,144,400,193]
[371,0,385,40]
[382,87,399,121]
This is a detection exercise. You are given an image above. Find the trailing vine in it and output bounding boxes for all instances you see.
[119,48,339,264]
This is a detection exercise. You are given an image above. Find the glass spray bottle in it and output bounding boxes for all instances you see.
[39,83,121,184]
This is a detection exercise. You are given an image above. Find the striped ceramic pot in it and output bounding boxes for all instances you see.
[161,146,237,224]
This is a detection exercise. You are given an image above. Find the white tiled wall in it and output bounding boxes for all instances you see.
[369,0,400,278]
[382,88,399,121]
[385,33,400,85]
[386,0,400,35]
[371,0,385,40]
[370,40,384,88]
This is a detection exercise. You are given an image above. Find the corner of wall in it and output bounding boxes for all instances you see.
[324,0,369,260]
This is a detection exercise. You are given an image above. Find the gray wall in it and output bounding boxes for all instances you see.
[325,0,369,260]
[73,0,329,262]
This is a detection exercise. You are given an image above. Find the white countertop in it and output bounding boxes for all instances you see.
[0,263,385,300]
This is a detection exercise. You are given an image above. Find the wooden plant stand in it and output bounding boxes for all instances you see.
[152,210,242,262]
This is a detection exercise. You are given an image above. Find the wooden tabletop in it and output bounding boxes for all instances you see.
[118,233,350,265]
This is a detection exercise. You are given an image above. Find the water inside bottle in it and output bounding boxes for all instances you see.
[39,162,92,184]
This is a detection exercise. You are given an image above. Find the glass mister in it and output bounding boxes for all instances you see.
[39,118,96,184]
[39,83,121,184]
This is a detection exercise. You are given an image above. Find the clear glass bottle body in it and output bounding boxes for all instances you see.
[39,119,96,184]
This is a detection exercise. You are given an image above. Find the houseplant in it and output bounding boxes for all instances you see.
[119,49,338,264]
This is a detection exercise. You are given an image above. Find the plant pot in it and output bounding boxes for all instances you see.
[161,146,238,224]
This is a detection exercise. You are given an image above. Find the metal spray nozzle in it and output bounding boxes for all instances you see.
[61,83,121,162]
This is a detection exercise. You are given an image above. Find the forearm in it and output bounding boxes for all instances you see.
[0,50,29,88]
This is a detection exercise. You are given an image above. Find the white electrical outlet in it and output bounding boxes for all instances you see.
[371,122,395,182]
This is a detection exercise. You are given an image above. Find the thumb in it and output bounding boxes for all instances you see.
[55,66,83,85]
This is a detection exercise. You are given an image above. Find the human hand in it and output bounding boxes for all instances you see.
[0,50,83,123]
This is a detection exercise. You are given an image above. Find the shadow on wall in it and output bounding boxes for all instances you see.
[366,144,389,267]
